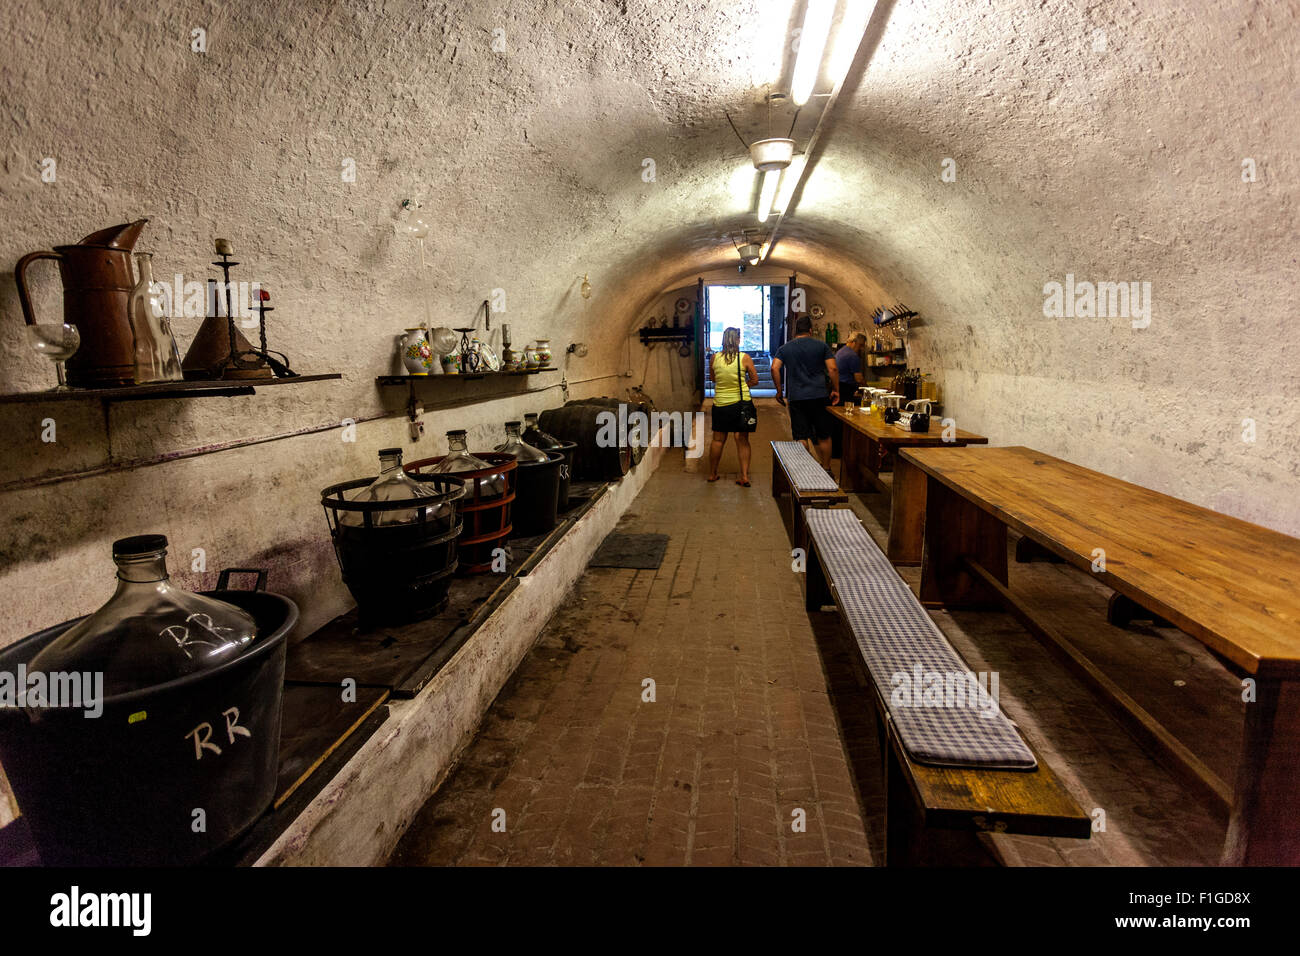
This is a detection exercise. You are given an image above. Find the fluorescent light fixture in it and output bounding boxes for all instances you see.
[758,241,772,262]
[751,0,796,86]
[757,168,780,222]
[791,0,834,105]
[827,1,876,86]
[773,154,806,214]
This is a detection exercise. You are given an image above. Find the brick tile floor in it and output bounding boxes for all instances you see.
[391,399,1231,867]
[391,404,877,866]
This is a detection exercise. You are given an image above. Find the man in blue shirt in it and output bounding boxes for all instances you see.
[771,315,839,469]
[835,334,866,396]
[831,333,866,459]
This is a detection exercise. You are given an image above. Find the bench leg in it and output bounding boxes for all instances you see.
[804,532,830,612]
[1223,678,1300,865]
[887,452,927,566]
[884,746,923,867]
[919,478,1007,609]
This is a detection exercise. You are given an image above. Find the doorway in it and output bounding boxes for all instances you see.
[704,284,780,398]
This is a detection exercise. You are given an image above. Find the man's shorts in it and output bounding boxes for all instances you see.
[788,397,833,441]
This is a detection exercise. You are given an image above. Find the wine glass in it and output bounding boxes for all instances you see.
[26,323,81,390]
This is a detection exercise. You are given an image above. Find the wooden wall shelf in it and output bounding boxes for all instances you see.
[376,367,557,385]
[0,373,343,404]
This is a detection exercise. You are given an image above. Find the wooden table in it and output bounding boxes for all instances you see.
[828,406,987,564]
[902,444,1300,865]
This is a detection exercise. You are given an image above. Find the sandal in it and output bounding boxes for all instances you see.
[706,475,721,482]
[735,479,751,487]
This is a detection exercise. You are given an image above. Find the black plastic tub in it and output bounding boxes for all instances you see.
[511,451,564,537]
[0,575,297,866]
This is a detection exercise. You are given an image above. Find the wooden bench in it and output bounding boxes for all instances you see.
[902,444,1300,865]
[770,440,847,552]
[802,506,1091,865]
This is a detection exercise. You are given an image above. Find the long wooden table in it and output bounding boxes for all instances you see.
[828,405,987,564]
[901,444,1300,865]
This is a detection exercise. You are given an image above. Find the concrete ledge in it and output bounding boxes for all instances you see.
[256,439,669,866]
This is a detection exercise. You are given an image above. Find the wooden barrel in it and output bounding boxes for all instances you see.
[539,404,632,481]
[563,397,653,466]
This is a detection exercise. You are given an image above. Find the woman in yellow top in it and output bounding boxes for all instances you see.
[707,327,759,486]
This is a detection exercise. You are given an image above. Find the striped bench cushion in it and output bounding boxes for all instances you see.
[805,508,1037,770]
[772,441,840,494]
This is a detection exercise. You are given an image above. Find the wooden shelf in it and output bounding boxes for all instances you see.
[376,367,558,385]
[0,373,343,405]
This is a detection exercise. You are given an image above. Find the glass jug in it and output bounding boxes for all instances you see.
[521,412,563,450]
[28,535,257,698]
[495,421,550,463]
[342,447,446,526]
[426,429,508,497]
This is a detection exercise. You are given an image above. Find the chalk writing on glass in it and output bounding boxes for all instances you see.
[159,613,242,660]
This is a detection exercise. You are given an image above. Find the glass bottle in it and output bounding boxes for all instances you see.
[495,421,550,463]
[128,253,184,383]
[28,535,257,698]
[341,447,445,527]
[427,429,507,497]
[521,412,563,450]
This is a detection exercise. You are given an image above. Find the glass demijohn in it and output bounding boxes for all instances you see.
[342,448,446,526]
[495,421,549,463]
[427,430,507,497]
[28,535,258,698]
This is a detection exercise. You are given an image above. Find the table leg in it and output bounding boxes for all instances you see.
[887,452,927,566]
[1223,677,1300,865]
[918,478,1007,609]
[841,426,861,492]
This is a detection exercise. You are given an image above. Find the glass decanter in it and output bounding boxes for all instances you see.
[495,421,550,463]
[342,447,445,527]
[426,430,507,497]
[28,535,257,698]
[128,252,184,383]
[521,412,563,450]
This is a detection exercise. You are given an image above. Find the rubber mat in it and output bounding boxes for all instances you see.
[587,532,670,569]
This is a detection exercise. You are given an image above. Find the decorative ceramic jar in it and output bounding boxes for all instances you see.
[532,339,553,367]
[401,327,433,375]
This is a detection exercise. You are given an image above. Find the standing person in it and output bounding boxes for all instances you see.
[835,333,867,399]
[831,332,867,459]
[771,315,839,469]
[706,326,759,486]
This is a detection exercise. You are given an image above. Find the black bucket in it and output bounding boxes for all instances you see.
[321,474,466,625]
[551,440,577,510]
[0,575,297,866]
[511,451,564,537]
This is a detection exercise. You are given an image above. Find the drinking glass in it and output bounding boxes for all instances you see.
[27,323,81,390]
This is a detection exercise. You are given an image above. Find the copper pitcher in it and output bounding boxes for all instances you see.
[15,220,149,388]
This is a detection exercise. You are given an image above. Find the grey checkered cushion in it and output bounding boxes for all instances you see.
[772,441,840,493]
[805,508,1037,770]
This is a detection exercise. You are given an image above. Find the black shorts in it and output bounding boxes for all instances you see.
[711,400,757,433]
[788,398,833,441]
